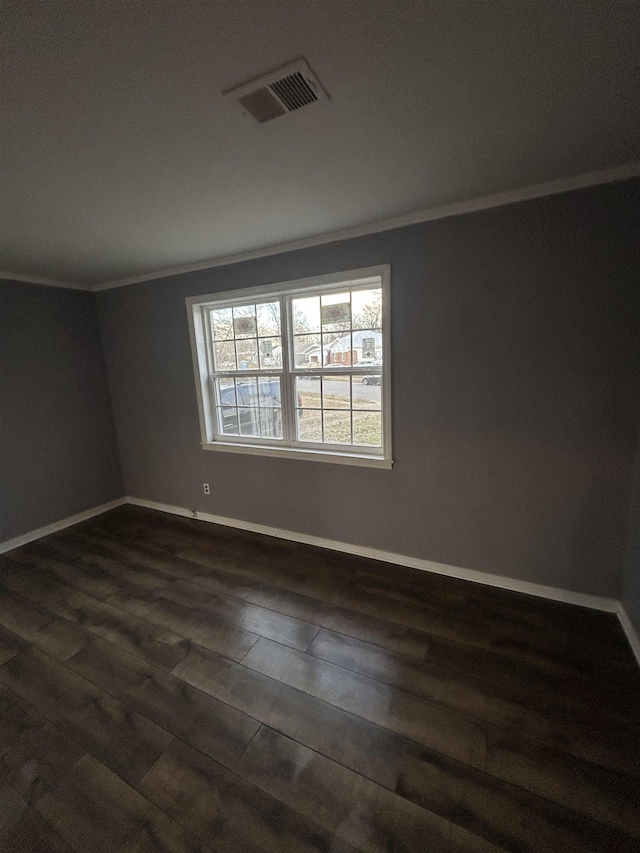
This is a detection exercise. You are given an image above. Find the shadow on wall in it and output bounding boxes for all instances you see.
[571,476,629,597]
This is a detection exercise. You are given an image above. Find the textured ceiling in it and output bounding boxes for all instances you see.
[2,0,639,286]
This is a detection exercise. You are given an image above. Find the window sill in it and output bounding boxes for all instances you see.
[200,440,393,469]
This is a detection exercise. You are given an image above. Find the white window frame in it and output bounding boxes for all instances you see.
[186,265,392,468]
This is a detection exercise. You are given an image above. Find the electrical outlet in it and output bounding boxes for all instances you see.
[203,482,210,495]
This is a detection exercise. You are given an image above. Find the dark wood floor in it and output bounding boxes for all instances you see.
[0,506,639,852]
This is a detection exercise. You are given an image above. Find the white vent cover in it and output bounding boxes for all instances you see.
[224,59,328,123]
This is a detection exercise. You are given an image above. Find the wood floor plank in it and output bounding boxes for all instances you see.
[81,507,236,543]
[172,637,640,841]
[483,728,640,839]
[242,636,487,769]
[0,622,29,665]
[243,637,640,831]
[181,538,636,679]
[0,647,173,785]
[138,738,357,853]
[106,583,260,661]
[0,684,85,803]
[0,565,192,672]
[256,580,633,685]
[35,752,211,853]
[164,578,319,651]
[47,532,195,592]
[398,739,640,850]
[0,563,70,608]
[66,638,261,769]
[176,536,636,686]
[235,725,505,853]
[0,581,59,636]
[247,583,463,658]
[64,528,258,599]
[178,545,351,601]
[350,573,637,677]
[307,628,640,730]
[85,516,238,559]
[171,644,410,789]
[48,587,192,671]
[247,584,640,721]
[0,786,74,853]
[0,582,89,661]
[306,628,640,768]
[3,548,125,600]
[352,563,626,644]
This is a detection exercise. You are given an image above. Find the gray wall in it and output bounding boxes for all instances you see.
[623,443,640,636]
[0,279,124,542]
[96,178,640,598]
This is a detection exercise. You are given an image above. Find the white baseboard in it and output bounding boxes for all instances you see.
[126,496,620,613]
[617,605,640,669]
[0,497,128,555]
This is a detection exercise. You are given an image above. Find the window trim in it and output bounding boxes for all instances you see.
[186,265,392,468]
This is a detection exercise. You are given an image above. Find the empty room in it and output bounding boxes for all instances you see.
[1,2,639,851]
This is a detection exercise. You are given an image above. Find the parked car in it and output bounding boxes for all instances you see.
[219,380,279,435]
[219,381,301,434]
[362,355,382,385]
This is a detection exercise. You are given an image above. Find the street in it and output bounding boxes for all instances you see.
[299,377,381,404]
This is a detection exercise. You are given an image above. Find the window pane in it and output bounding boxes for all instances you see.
[352,289,382,330]
[214,340,237,370]
[214,377,282,440]
[211,308,233,340]
[321,375,351,408]
[296,376,321,409]
[321,292,351,332]
[256,301,281,336]
[219,406,240,435]
[257,377,282,407]
[292,296,320,333]
[353,376,381,409]
[353,330,382,364]
[323,410,352,444]
[235,338,259,370]
[293,334,322,368]
[232,305,257,338]
[238,408,260,436]
[353,411,382,446]
[297,409,322,442]
[235,377,258,407]
[217,377,236,406]
[259,337,281,368]
[323,332,353,366]
[260,407,282,439]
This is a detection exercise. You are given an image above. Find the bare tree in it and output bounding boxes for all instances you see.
[353,293,382,329]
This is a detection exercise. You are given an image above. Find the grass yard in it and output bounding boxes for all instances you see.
[298,391,382,445]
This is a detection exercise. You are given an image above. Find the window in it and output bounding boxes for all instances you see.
[186,266,391,468]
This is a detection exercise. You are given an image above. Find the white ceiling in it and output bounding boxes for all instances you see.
[2,0,639,287]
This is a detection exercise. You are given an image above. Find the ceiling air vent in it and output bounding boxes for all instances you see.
[224,59,328,123]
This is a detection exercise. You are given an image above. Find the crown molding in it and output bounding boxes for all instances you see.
[91,161,640,292]
[3,162,639,293]
[0,271,91,291]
